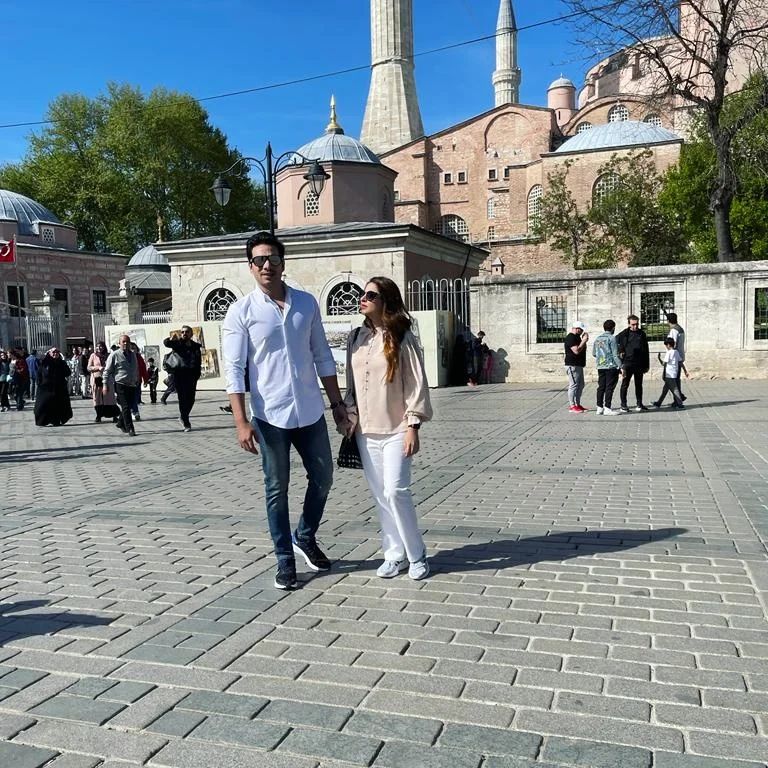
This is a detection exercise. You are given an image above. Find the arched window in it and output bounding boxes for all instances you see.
[204,288,237,321]
[304,190,320,217]
[434,214,469,243]
[593,173,621,203]
[644,113,662,128]
[575,121,593,134]
[608,104,629,123]
[487,197,496,219]
[326,282,364,316]
[527,185,543,231]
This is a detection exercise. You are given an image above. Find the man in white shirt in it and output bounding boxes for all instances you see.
[666,312,688,402]
[222,231,348,591]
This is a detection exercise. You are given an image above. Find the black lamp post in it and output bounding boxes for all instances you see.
[211,142,330,234]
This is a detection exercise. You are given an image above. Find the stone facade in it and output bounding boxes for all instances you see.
[470,260,768,382]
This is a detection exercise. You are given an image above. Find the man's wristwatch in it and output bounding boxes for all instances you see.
[409,423,421,430]
[329,401,344,409]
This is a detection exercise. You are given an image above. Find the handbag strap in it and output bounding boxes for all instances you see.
[346,326,362,404]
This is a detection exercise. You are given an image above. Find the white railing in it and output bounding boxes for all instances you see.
[141,311,172,324]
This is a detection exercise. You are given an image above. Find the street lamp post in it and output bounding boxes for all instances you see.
[211,142,330,234]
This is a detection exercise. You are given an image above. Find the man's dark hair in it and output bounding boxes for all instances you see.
[245,231,285,261]
[627,314,639,322]
[603,319,616,332]
[667,312,678,324]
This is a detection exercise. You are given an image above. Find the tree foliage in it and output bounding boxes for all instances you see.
[561,0,768,262]
[0,84,266,254]
[534,153,686,268]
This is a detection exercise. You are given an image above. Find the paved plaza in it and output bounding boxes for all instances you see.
[0,381,767,768]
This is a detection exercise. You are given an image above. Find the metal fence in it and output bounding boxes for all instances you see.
[0,305,64,352]
[141,311,172,324]
[405,277,470,331]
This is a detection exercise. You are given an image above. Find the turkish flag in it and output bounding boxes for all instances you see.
[0,237,15,264]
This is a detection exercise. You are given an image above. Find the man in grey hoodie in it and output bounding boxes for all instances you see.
[103,334,140,436]
[592,319,622,416]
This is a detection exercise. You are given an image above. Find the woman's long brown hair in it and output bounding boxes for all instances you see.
[364,276,412,383]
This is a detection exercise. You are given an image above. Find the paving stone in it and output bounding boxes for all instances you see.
[45,756,101,768]
[176,690,269,718]
[277,726,382,764]
[344,710,442,744]
[188,713,288,749]
[439,723,541,757]
[374,740,481,768]
[257,699,353,730]
[148,739,313,768]
[555,691,650,721]
[31,694,126,724]
[107,687,191,730]
[64,678,117,698]
[542,737,652,768]
[0,742,60,768]
[146,710,206,737]
[653,752,766,768]
[99,680,156,703]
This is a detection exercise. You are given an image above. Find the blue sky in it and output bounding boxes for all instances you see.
[0,0,593,167]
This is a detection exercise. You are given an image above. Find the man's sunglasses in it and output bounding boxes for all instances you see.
[250,254,283,268]
[361,290,380,302]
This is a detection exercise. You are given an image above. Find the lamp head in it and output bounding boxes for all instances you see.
[211,175,232,207]
[303,161,330,197]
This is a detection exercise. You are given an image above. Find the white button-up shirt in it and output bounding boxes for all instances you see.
[221,285,336,429]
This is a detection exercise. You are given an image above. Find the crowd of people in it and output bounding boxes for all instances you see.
[564,312,689,414]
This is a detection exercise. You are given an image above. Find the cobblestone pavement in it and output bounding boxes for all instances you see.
[1,381,767,768]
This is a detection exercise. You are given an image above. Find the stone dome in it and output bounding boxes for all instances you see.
[548,76,575,90]
[0,189,60,235]
[555,120,681,153]
[291,96,380,165]
[127,244,170,272]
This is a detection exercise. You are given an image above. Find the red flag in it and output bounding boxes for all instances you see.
[0,237,15,264]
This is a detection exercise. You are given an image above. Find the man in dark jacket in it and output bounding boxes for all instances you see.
[163,326,202,432]
[616,314,650,412]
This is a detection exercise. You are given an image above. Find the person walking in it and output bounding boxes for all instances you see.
[79,346,91,399]
[25,349,38,400]
[88,342,120,423]
[103,334,140,436]
[0,351,11,412]
[616,314,650,412]
[163,326,202,432]
[564,321,589,413]
[129,342,148,422]
[146,358,159,404]
[667,312,688,402]
[222,231,347,591]
[344,277,432,580]
[653,336,687,409]
[9,350,29,411]
[34,348,73,427]
[592,319,622,416]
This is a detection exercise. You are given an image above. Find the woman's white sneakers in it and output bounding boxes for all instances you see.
[376,559,408,578]
[408,558,430,581]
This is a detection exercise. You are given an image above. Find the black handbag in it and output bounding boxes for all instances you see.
[337,434,364,470]
[163,351,183,372]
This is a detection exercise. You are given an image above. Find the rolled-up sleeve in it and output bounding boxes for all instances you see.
[401,333,432,426]
[309,299,336,378]
[222,302,248,394]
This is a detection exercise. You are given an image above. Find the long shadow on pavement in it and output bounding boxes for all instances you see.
[330,527,688,577]
[0,600,114,645]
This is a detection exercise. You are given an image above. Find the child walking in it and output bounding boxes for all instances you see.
[653,337,687,409]
[147,357,160,404]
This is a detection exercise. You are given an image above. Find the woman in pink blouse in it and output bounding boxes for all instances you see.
[344,277,433,580]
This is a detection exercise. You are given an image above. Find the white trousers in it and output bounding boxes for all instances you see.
[358,431,425,563]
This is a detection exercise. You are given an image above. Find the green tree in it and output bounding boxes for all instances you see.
[0,84,266,254]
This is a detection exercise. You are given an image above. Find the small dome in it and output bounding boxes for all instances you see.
[0,189,60,235]
[291,96,380,165]
[555,120,680,153]
[127,244,170,272]
[548,76,575,90]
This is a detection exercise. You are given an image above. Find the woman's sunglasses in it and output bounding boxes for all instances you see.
[361,290,380,302]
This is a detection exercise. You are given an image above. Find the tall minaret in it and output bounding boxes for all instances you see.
[360,0,424,155]
[492,0,521,106]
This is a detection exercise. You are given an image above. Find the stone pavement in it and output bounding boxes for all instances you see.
[0,380,767,768]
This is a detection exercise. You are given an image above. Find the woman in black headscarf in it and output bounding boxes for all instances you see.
[34,348,73,427]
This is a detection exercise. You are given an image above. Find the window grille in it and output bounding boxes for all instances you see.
[394,190,400,201]
[755,287,768,340]
[608,104,629,122]
[488,168,498,181]
[536,295,568,343]
[326,282,363,316]
[40,226,55,244]
[503,167,510,180]
[640,291,675,341]
[457,171,467,183]
[593,173,621,203]
[53,287,69,317]
[7,285,26,317]
[487,226,496,241]
[304,190,320,217]
[92,290,107,314]
[434,214,469,243]
[487,198,496,219]
[645,113,662,128]
[576,121,593,134]
[204,288,237,321]
[443,172,453,184]
[527,185,543,230]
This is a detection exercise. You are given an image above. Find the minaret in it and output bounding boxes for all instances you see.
[360,0,424,155]
[492,0,521,105]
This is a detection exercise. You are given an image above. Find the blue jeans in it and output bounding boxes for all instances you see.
[254,415,334,564]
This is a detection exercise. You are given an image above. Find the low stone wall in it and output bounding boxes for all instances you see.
[470,261,768,382]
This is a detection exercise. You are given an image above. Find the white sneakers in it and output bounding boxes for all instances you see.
[596,406,604,415]
[596,406,619,415]
[376,557,430,580]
